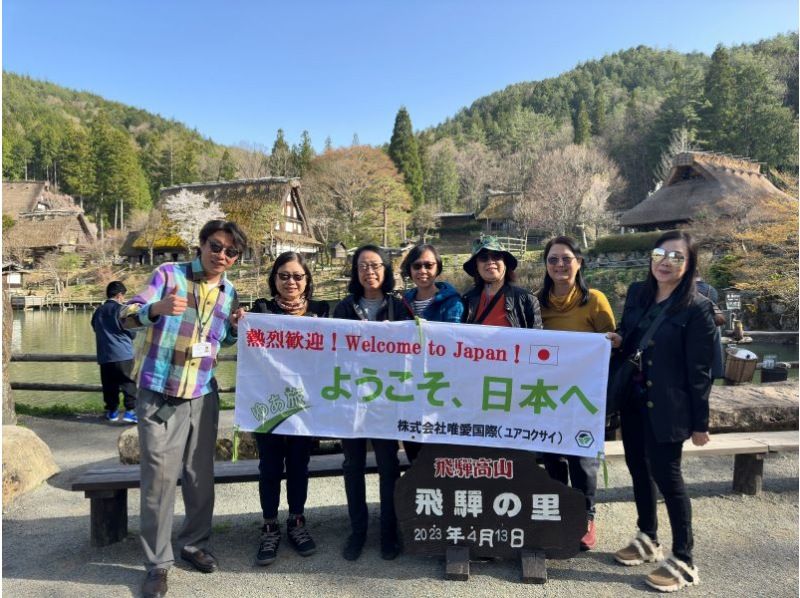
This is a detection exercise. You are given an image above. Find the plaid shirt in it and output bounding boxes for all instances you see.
[120,257,238,399]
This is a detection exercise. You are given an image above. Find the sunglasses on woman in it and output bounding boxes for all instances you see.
[651,247,686,265]
[277,272,306,281]
[208,240,240,259]
[411,261,437,271]
[547,256,577,265]
[476,251,504,262]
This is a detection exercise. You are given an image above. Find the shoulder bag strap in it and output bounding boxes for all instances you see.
[474,285,506,324]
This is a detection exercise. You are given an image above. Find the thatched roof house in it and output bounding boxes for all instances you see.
[2,181,96,260]
[2,180,79,218]
[159,177,320,257]
[119,231,189,265]
[620,152,794,230]
[476,190,521,234]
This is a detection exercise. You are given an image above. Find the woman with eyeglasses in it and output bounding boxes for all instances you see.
[249,252,329,567]
[399,243,464,463]
[333,245,411,562]
[461,236,542,329]
[606,231,716,593]
[536,236,615,552]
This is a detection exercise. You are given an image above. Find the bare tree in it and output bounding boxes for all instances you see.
[515,144,621,242]
[232,143,269,179]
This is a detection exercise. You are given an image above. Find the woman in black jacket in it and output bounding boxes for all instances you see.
[608,231,716,593]
[250,252,329,567]
[333,245,410,562]
[461,236,542,329]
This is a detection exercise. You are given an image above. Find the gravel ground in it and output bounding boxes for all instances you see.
[3,414,798,597]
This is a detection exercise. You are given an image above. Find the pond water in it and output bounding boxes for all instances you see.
[9,310,798,409]
[10,310,237,409]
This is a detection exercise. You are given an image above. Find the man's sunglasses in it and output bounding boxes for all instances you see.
[208,240,240,259]
[277,272,306,281]
[651,248,685,265]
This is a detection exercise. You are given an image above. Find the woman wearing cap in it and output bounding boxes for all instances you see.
[399,243,464,463]
[333,245,411,562]
[461,236,542,329]
[607,231,715,592]
[249,251,329,567]
[536,236,615,551]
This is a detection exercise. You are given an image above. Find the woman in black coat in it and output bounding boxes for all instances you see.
[333,245,411,562]
[608,231,716,592]
[250,252,328,567]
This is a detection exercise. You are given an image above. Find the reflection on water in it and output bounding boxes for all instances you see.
[9,311,798,408]
[10,310,236,408]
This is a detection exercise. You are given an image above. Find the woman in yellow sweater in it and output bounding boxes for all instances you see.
[536,235,615,551]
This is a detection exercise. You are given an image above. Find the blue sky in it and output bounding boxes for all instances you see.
[3,0,797,151]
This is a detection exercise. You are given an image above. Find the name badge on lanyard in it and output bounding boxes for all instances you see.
[192,341,213,358]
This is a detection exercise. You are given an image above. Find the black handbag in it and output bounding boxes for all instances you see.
[606,300,672,421]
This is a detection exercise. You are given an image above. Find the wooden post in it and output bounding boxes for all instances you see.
[445,546,470,581]
[87,489,128,546]
[733,453,764,495]
[520,549,547,584]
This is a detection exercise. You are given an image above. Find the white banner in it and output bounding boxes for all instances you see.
[234,314,611,458]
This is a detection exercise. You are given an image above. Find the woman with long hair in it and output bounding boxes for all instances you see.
[536,236,615,551]
[608,231,716,592]
[250,252,329,567]
[333,245,411,562]
[399,243,463,463]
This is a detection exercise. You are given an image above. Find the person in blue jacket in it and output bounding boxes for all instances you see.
[91,281,137,423]
[400,243,464,324]
[399,243,464,463]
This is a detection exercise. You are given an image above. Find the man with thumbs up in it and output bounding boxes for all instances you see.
[120,220,247,598]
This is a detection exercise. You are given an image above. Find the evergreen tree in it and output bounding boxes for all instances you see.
[217,148,237,180]
[324,136,333,152]
[388,106,424,206]
[292,130,315,176]
[269,129,292,176]
[573,100,591,144]
[702,44,736,151]
[424,142,460,212]
[175,135,200,184]
[592,87,608,135]
[90,113,151,226]
[60,126,96,200]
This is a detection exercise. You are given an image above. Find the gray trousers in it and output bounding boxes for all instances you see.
[137,387,219,571]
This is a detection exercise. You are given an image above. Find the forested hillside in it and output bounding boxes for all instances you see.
[3,33,797,233]
[423,34,798,210]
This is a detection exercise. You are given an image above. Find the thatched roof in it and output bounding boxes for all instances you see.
[159,177,319,247]
[2,180,81,218]
[4,213,94,250]
[476,192,520,221]
[620,152,794,228]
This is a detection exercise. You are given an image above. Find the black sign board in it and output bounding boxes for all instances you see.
[395,444,586,561]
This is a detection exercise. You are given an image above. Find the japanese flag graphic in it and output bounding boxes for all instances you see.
[529,345,559,366]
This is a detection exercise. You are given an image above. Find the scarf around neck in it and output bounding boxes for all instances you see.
[547,284,581,313]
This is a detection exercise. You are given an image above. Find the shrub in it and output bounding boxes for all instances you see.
[590,231,668,255]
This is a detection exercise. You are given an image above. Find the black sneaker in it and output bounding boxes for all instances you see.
[287,515,316,556]
[342,533,366,561]
[380,533,400,560]
[255,523,281,566]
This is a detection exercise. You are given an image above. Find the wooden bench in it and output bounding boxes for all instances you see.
[604,430,798,495]
[72,451,411,547]
[71,431,797,547]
